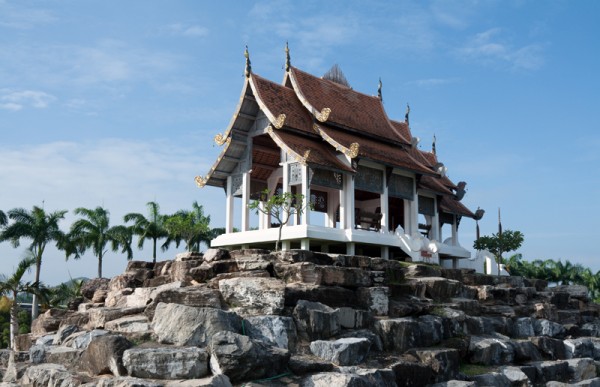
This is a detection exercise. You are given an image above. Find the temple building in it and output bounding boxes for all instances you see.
[195,46,484,266]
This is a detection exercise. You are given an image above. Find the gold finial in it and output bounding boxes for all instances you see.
[405,103,410,125]
[285,41,291,72]
[432,134,436,155]
[244,45,252,78]
[377,77,382,101]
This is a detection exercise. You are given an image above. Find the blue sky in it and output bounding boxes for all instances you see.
[1,0,598,285]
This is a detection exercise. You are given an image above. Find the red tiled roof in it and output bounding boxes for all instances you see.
[318,124,435,176]
[390,120,412,145]
[439,196,476,219]
[250,74,313,134]
[419,175,454,195]
[274,130,355,173]
[289,67,408,144]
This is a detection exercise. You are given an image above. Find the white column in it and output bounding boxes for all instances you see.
[347,176,355,229]
[381,246,389,259]
[451,214,458,246]
[346,242,355,255]
[301,238,310,250]
[403,200,410,234]
[431,198,440,241]
[282,161,290,226]
[327,189,339,227]
[301,164,310,226]
[380,172,389,233]
[410,191,419,235]
[258,202,265,230]
[339,180,347,229]
[241,172,250,232]
[225,176,234,233]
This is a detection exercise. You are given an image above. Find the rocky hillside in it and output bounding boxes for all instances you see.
[2,249,600,386]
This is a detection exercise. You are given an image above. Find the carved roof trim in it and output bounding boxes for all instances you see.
[313,123,359,159]
[195,137,233,188]
[213,79,253,146]
[249,75,287,129]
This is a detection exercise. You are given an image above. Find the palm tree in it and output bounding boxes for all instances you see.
[0,254,49,349]
[164,202,211,252]
[124,201,169,263]
[0,206,67,319]
[49,278,85,309]
[0,210,7,228]
[68,206,133,278]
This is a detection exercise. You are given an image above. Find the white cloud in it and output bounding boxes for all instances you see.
[0,102,21,111]
[0,2,56,29]
[459,28,544,70]
[407,77,460,87]
[0,89,56,110]
[162,23,209,37]
[0,39,179,89]
[0,137,223,284]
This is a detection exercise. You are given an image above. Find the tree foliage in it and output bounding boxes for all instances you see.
[505,254,600,302]
[474,229,524,276]
[124,201,169,263]
[0,206,67,319]
[67,206,133,278]
[163,201,211,252]
[248,190,312,251]
[0,254,49,349]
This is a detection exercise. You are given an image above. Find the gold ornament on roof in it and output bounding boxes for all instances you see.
[302,150,311,164]
[316,107,331,122]
[214,133,226,146]
[195,175,207,188]
[273,114,286,129]
[348,142,360,158]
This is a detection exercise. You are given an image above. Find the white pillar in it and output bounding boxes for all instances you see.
[381,245,389,259]
[410,191,419,235]
[225,176,234,233]
[258,201,265,230]
[346,242,355,255]
[340,180,347,229]
[346,175,355,229]
[403,200,410,234]
[451,214,458,246]
[282,161,290,226]
[380,172,389,233]
[301,238,310,250]
[241,172,250,232]
[301,164,310,226]
[431,198,440,241]
[327,189,339,227]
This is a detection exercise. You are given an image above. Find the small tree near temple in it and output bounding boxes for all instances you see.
[474,229,524,276]
[248,190,312,251]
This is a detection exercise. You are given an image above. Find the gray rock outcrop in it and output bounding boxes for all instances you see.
[152,303,241,346]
